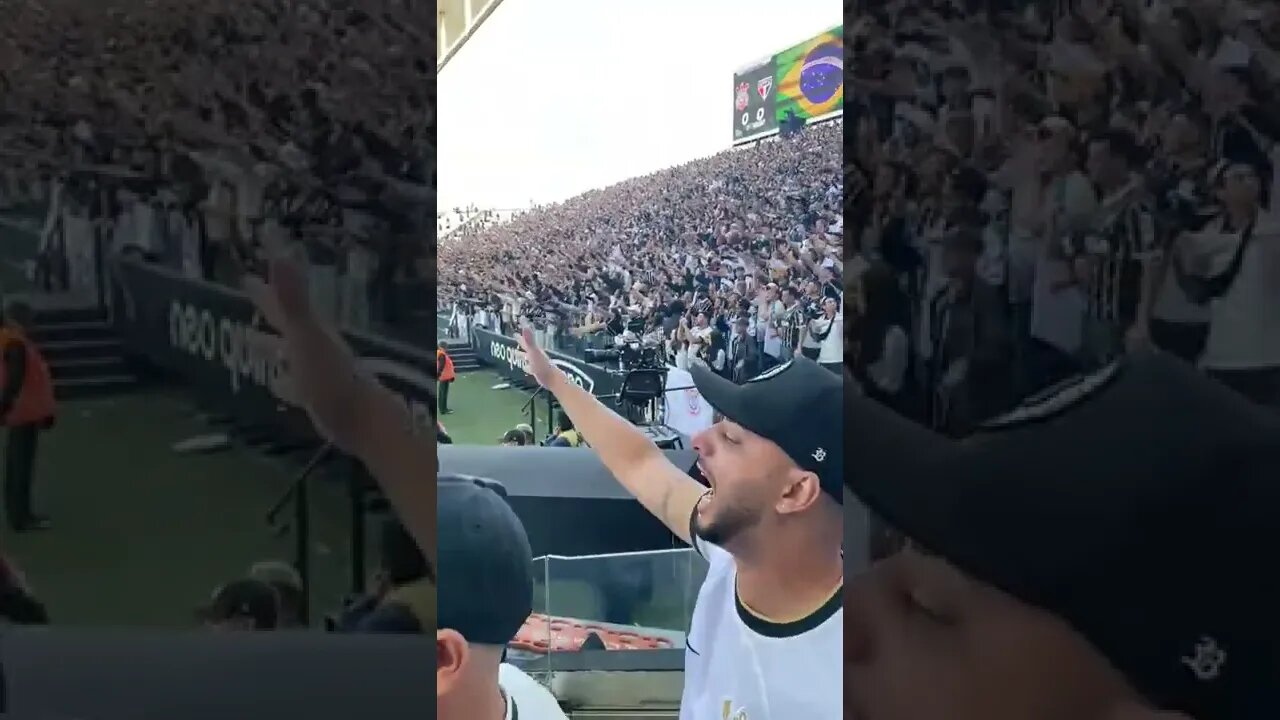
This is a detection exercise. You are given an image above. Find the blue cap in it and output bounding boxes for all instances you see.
[437,475,534,646]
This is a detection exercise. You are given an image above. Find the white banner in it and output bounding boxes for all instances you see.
[662,366,714,439]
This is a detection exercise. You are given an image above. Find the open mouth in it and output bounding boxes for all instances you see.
[696,461,715,513]
[696,487,714,515]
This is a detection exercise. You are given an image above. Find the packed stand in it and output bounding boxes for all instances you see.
[0,0,436,637]
[440,121,846,381]
[846,0,1280,435]
[0,0,432,344]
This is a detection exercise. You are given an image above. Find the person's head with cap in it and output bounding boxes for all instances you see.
[436,475,534,720]
[246,560,303,627]
[200,578,279,631]
[500,428,527,446]
[512,423,535,445]
[1212,149,1271,216]
[688,357,843,561]
[844,352,1280,719]
[820,294,839,319]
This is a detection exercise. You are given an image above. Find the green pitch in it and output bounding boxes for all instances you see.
[3,389,358,627]
[440,369,555,446]
[0,219,361,626]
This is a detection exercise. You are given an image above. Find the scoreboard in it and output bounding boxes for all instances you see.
[732,26,843,146]
[732,57,778,144]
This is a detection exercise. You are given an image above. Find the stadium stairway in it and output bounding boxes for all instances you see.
[25,300,139,400]
[443,339,481,372]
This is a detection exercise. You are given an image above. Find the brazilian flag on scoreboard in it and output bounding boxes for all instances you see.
[775,27,843,122]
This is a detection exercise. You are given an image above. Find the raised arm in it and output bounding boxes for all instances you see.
[244,253,436,566]
[517,328,705,544]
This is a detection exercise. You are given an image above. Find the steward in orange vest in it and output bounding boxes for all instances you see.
[436,342,455,414]
[0,301,55,533]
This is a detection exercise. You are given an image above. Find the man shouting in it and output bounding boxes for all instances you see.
[517,329,842,719]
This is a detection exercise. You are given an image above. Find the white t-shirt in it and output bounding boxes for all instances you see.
[664,367,716,438]
[866,325,909,395]
[1030,170,1096,353]
[499,663,569,720]
[1030,248,1084,354]
[814,312,844,365]
[1197,213,1280,370]
[680,539,842,720]
[1152,251,1211,325]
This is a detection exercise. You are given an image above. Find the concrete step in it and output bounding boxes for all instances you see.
[29,320,116,345]
[39,338,124,363]
[48,355,130,380]
[30,305,106,326]
[54,374,138,399]
[441,340,480,371]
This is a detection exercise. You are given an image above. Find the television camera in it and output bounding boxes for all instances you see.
[583,337,665,371]
[582,317,664,371]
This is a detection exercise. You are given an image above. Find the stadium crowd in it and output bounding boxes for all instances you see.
[0,0,432,342]
[0,0,436,634]
[441,120,845,382]
[848,0,1280,436]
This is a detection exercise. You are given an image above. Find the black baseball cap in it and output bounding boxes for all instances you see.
[846,351,1280,719]
[437,474,534,646]
[690,357,843,503]
[198,579,279,630]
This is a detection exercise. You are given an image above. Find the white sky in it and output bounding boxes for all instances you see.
[437,0,838,212]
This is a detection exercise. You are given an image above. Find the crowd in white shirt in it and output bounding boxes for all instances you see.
[0,0,431,340]
[440,121,844,382]
[848,0,1280,431]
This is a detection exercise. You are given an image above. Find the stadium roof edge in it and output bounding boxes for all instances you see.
[438,0,508,72]
[731,23,842,75]
[733,54,774,74]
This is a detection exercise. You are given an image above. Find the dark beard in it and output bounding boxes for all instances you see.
[693,500,760,548]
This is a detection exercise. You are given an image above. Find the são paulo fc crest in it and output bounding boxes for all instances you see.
[757,76,773,100]
[735,82,750,111]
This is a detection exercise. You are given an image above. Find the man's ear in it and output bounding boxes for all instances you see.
[777,468,823,516]
[436,629,469,697]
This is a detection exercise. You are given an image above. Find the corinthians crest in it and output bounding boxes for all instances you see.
[684,387,701,414]
[734,82,749,111]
